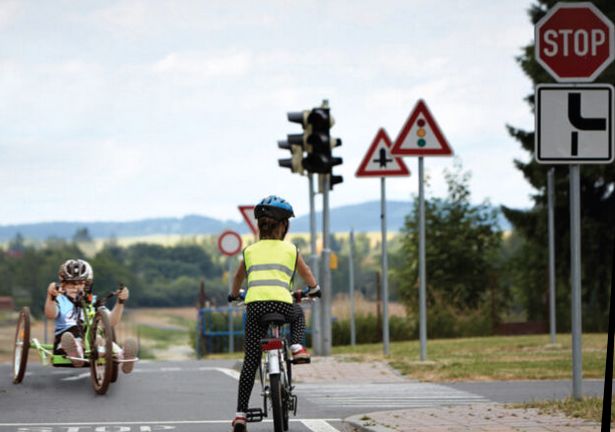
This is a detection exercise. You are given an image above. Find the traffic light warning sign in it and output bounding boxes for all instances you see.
[356,128,410,177]
[391,99,453,156]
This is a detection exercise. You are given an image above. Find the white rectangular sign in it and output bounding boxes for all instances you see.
[535,83,614,164]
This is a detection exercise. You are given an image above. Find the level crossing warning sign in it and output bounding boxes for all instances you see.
[391,99,453,156]
[356,129,410,177]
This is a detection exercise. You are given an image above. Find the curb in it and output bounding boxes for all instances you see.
[344,413,397,432]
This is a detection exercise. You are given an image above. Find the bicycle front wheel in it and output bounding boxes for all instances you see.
[270,373,284,432]
[12,307,30,384]
[89,309,113,395]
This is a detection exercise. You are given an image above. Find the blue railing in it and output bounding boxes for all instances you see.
[195,304,313,357]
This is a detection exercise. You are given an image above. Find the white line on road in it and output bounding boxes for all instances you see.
[61,372,90,381]
[0,419,341,427]
[301,419,341,432]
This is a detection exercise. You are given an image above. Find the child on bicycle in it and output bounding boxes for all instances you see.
[44,258,137,372]
[228,195,320,432]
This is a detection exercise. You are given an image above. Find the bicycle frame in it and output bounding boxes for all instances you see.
[31,296,99,366]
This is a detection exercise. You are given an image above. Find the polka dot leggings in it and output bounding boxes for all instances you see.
[237,301,305,413]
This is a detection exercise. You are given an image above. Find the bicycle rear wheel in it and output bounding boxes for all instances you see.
[270,373,284,432]
[12,307,30,384]
[89,309,113,395]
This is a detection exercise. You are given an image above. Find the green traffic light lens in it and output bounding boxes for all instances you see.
[417,139,426,147]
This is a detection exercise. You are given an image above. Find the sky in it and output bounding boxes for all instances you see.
[0,0,537,225]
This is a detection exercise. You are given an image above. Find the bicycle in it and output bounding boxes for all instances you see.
[230,287,321,432]
[12,283,138,395]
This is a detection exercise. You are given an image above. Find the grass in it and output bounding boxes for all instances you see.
[332,333,610,381]
[511,396,613,425]
[137,324,191,350]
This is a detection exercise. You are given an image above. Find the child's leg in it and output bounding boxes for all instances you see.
[289,303,306,346]
[236,303,268,413]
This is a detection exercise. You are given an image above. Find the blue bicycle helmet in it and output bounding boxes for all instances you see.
[254,195,295,221]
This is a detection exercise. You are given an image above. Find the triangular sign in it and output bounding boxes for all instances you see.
[238,205,258,236]
[356,129,410,177]
[391,99,453,156]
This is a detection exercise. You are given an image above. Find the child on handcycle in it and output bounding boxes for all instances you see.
[228,195,320,432]
[44,258,137,372]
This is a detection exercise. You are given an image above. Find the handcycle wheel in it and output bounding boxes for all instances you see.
[110,328,118,383]
[89,309,113,395]
[270,373,284,432]
[12,307,30,384]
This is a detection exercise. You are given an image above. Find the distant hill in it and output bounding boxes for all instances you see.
[0,200,511,242]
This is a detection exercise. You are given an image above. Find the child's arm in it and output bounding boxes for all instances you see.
[109,286,129,327]
[296,254,317,289]
[231,261,247,298]
[44,282,58,320]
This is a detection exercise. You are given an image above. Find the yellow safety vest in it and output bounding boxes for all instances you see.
[243,240,297,304]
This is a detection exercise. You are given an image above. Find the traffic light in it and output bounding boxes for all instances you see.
[302,107,343,177]
[278,110,309,175]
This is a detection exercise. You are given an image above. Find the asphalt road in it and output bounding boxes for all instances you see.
[0,360,610,432]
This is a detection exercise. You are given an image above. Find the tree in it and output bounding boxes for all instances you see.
[504,0,615,330]
[394,160,503,335]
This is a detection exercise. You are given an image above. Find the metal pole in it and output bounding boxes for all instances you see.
[418,156,427,361]
[349,229,356,346]
[228,256,234,353]
[601,232,615,431]
[547,168,557,344]
[570,164,582,399]
[381,177,390,355]
[309,173,321,355]
[321,174,332,356]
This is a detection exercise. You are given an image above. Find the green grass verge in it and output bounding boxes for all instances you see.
[511,396,613,424]
[137,324,191,350]
[332,333,609,381]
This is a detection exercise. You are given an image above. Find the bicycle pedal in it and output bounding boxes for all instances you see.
[291,357,311,365]
[245,408,264,423]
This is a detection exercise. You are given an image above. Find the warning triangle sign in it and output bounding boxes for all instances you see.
[356,129,410,177]
[391,99,453,156]
[238,205,258,236]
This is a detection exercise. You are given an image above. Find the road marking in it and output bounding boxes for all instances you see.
[0,419,341,427]
[61,372,90,381]
[299,382,489,409]
[159,367,182,372]
[301,419,340,432]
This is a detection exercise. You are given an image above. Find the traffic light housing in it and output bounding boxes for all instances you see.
[302,107,343,177]
[278,110,309,175]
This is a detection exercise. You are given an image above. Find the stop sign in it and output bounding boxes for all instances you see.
[536,2,614,82]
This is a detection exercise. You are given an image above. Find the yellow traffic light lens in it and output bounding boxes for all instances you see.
[417,128,426,138]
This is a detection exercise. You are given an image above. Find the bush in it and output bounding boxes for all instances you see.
[332,314,414,346]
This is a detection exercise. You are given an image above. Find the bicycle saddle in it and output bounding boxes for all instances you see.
[260,313,286,326]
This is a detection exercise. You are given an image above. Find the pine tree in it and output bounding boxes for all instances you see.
[504,0,615,330]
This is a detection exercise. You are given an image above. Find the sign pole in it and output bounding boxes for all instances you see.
[380,177,390,355]
[308,173,322,355]
[548,168,557,345]
[349,229,356,346]
[418,156,427,361]
[570,164,583,399]
[601,233,615,431]
[321,174,332,356]
[228,256,234,353]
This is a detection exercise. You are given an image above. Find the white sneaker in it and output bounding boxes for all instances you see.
[60,332,84,367]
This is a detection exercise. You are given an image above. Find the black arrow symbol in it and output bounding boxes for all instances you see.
[568,93,607,156]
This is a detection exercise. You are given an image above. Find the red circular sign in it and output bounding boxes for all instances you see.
[217,230,242,256]
[536,3,614,82]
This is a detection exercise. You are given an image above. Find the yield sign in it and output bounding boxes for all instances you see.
[238,205,258,236]
[356,128,410,177]
[391,99,453,156]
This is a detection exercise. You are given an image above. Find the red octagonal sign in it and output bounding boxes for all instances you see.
[536,2,614,82]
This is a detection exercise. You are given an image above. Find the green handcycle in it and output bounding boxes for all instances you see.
[12,284,137,395]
